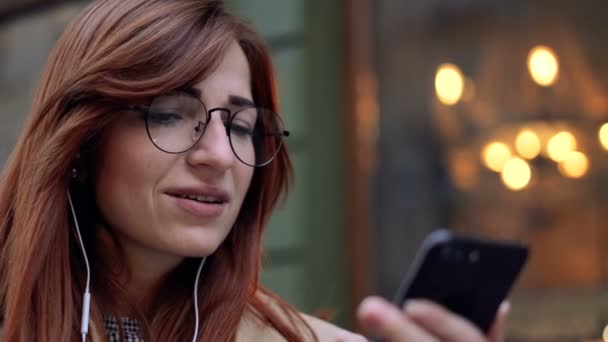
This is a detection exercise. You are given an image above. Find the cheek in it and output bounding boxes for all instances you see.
[94,123,169,233]
[234,165,254,202]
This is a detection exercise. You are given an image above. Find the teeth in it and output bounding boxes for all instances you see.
[179,194,221,203]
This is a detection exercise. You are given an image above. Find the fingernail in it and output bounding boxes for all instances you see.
[403,299,426,316]
[358,297,385,331]
[334,331,358,342]
[499,301,511,314]
[334,331,348,342]
[359,297,384,315]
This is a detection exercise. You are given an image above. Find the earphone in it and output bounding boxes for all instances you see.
[67,190,206,342]
[67,191,91,342]
[191,257,206,342]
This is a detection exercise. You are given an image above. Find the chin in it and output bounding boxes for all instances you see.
[172,232,227,258]
[183,244,221,258]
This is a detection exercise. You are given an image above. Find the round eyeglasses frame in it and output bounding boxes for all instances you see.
[125,92,290,167]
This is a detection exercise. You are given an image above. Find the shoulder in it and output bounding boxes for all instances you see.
[236,291,367,342]
[300,313,367,342]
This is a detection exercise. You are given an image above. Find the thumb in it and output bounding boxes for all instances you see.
[488,301,511,342]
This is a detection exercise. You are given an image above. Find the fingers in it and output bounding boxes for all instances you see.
[357,296,510,342]
[334,330,368,342]
[357,296,440,342]
[403,300,486,342]
[487,301,510,342]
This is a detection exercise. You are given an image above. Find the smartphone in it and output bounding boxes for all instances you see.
[392,229,529,333]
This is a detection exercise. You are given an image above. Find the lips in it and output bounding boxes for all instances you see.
[165,186,230,218]
[173,193,225,204]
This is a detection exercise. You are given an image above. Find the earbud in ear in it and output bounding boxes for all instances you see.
[70,153,87,182]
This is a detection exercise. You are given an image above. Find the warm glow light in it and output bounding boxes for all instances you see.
[501,157,531,191]
[599,123,608,150]
[528,45,559,87]
[462,77,476,102]
[603,323,608,342]
[482,142,512,172]
[515,130,541,159]
[449,151,478,190]
[559,151,589,179]
[435,63,464,106]
[547,131,577,162]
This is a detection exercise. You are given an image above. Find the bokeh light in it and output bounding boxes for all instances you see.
[599,123,608,150]
[501,157,532,191]
[546,131,577,162]
[435,63,464,106]
[482,142,512,172]
[515,129,541,159]
[528,45,559,87]
[558,151,589,179]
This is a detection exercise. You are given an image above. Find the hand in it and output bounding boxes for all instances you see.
[355,296,510,342]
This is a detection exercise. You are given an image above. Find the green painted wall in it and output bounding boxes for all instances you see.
[226,0,349,327]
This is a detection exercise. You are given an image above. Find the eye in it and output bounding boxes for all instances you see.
[230,120,254,137]
[148,112,184,126]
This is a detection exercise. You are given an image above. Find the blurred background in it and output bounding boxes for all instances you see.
[2,0,608,340]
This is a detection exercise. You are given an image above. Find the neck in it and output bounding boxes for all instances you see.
[95,226,184,315]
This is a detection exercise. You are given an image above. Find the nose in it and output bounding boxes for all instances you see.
[185,114,235,171]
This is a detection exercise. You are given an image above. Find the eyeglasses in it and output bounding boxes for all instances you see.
[126,91,290,167]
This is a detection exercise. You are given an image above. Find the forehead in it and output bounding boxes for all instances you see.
[193,40,252,102]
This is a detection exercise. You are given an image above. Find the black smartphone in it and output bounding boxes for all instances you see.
[392,229,529,333]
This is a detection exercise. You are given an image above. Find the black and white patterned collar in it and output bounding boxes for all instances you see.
[103,314,143,342]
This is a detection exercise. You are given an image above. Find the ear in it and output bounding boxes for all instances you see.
[70,153,88,183]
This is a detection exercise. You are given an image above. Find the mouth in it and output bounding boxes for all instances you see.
[165,187,230,218]
[173,193,226,204]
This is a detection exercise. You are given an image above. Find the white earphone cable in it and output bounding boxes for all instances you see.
[68,191,91,342]
[69,190,206,342]
[192,257,206,342]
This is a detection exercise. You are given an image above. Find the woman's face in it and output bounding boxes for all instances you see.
[95,41,255,262]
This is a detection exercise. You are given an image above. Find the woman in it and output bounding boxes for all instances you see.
[0,0,508,341]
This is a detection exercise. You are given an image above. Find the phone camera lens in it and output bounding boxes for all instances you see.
[468,250,480,263]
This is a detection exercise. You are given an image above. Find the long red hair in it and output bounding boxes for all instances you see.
[0,0,314,340]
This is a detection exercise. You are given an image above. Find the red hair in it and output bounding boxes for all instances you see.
[0,0,315,340]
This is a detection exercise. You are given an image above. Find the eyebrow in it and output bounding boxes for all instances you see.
[182,87,202,99]
[182,87,256,107]
[228,95,256,107]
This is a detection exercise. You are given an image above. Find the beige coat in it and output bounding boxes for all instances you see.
[0,310,366,341]
[77,309,365,341]
[235,308,366,342]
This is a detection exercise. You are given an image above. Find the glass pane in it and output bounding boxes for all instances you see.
[372,1,608,340]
